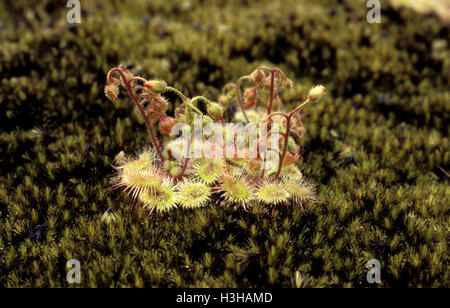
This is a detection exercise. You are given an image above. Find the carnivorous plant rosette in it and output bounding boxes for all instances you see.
[105,64,325,213]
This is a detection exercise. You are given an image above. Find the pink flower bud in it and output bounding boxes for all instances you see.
[104,83,119,101]
[250,69,264,83]
[152,95,168,113]
[159,116,176,135]
[244,87,257,109]
[207,102,223,120]
[307,85,326,101]
[144,80,167,93]
[283,78,292,89]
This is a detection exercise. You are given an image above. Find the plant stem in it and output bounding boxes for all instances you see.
[267,70,276,115]
[186,96,213,117]
[130,76,148,83]
[291,98,311,114]
[257,66,288,82]
[190,96,212,109]
[273,116,291,179]
[176,158,190,181]
[256,97,268,108]
[263,112,289,122]
[273,98,311,179]
[186,103,203,115]
[165,86,187,101]
[235,76,250,123]
[107,67,164,162]
[261,90,284,179]
[147,110,166,118]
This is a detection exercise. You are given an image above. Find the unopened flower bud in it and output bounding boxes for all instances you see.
[308,85,326,101]
[144,106,159,122]
[244,87,257,102]
[111,77,120,86]
[283,78,292,89]
[152,95,168,113]
[144,80,167,93]
[245,99,256,109]
[104,83,119,101]
[159,116,175,135]
[250,69,264,83]
[244,87,257,109]
[207,102,223,120]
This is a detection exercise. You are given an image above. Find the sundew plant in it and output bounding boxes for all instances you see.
[105,64,324,213]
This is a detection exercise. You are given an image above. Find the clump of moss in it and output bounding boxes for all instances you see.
[0,0,448,288]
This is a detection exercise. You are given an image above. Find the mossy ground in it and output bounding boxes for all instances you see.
[0,0,449,287]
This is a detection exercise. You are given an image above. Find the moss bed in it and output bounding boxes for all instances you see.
[0,0,448,287]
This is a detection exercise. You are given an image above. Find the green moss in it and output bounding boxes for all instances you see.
[0,0,449,287]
